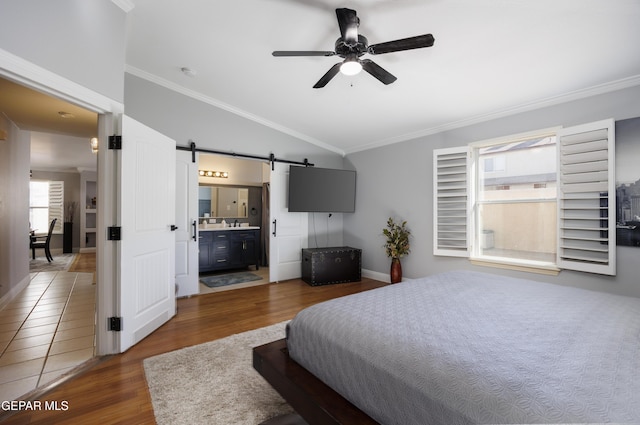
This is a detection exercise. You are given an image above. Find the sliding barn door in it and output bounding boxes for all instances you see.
[175,150,199,297]
[269,162,308,282]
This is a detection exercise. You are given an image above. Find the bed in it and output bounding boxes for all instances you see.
[253,270,640,424]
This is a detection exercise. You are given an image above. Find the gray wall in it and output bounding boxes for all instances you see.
[0,0,127,102]
[124,74,344,168]
[124,74,348,245]
[345,85,640,298]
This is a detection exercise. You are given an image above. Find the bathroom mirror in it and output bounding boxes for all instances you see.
[198,185,249,218]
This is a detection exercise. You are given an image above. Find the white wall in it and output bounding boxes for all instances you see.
[345,85,640,298]
[0,115,30,304]
[0,0,127,102]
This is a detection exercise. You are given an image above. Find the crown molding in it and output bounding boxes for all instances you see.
[125,65,346,156]
[123,62,640,157]
[111,0,134,13]
[345,74,640,155]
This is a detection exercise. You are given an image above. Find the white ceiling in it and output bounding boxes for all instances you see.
[30,132,98,173]
[125,0,640,155]
[0,77,98,172]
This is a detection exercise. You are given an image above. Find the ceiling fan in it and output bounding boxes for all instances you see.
[272,8,435,88]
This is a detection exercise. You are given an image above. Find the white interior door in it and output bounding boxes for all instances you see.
[118,115,176,352]
[175,150,199,297]
[269,162,308,282]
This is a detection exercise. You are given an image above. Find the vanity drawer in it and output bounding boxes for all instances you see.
[231,231,256,240]
[213,233,229,255]
[213,240,229,256]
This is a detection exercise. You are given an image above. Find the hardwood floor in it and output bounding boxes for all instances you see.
[67,253,96,273]
[1,278,386,424]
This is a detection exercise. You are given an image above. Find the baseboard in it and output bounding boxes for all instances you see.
[0,274,30,311]
[362,268,414,284]
[362,268,390,284]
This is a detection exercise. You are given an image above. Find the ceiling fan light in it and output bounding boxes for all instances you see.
[340,59,362,76]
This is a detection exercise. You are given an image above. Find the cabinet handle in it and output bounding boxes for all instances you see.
[272,219,277,236]
[192,220,197,241]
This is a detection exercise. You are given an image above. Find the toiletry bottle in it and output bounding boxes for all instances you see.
[221,219,226,228]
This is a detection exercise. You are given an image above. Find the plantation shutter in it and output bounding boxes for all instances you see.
[557,119,615,275]
[433,146,469,257]
[48,181,64,234]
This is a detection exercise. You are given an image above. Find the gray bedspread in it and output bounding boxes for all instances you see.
[286,270,640,424]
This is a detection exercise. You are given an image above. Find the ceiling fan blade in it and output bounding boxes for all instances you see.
[361,59,397,85]
[313,63,342,89]
[272,51,336,57]
[336,8,359,45]
[368,34,435,55]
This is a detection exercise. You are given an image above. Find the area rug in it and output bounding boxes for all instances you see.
[29,253,76,272]
[200,271,262,288]
[143,321,293,425]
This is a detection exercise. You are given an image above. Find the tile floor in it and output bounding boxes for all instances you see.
[0,271,96,402]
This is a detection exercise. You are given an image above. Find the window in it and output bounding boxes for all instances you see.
[29,181,64,234]
[433,119,616,276]
[483,155,505,172]
[474,134,558,267]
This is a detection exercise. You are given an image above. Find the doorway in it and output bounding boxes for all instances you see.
[196,154,270,294]
[0,76,99,401]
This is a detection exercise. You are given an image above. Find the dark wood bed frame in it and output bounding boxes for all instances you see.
[253,338,379,425]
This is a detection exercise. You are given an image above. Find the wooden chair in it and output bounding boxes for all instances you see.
[31,218,57,262]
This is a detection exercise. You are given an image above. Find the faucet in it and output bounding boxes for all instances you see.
[234,219,238,227]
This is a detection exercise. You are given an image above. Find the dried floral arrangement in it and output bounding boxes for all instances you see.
[383,217,411,259]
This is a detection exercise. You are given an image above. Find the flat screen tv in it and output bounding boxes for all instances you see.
[288,166,356,213]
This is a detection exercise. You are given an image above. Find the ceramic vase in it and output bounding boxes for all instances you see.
[390,257,402,283]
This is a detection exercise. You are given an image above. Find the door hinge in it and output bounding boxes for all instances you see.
[107,226,121,241]
[108,135,122,150]
[108,317,122,332]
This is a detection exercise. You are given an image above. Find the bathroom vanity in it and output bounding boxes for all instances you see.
[198,227,260,273]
